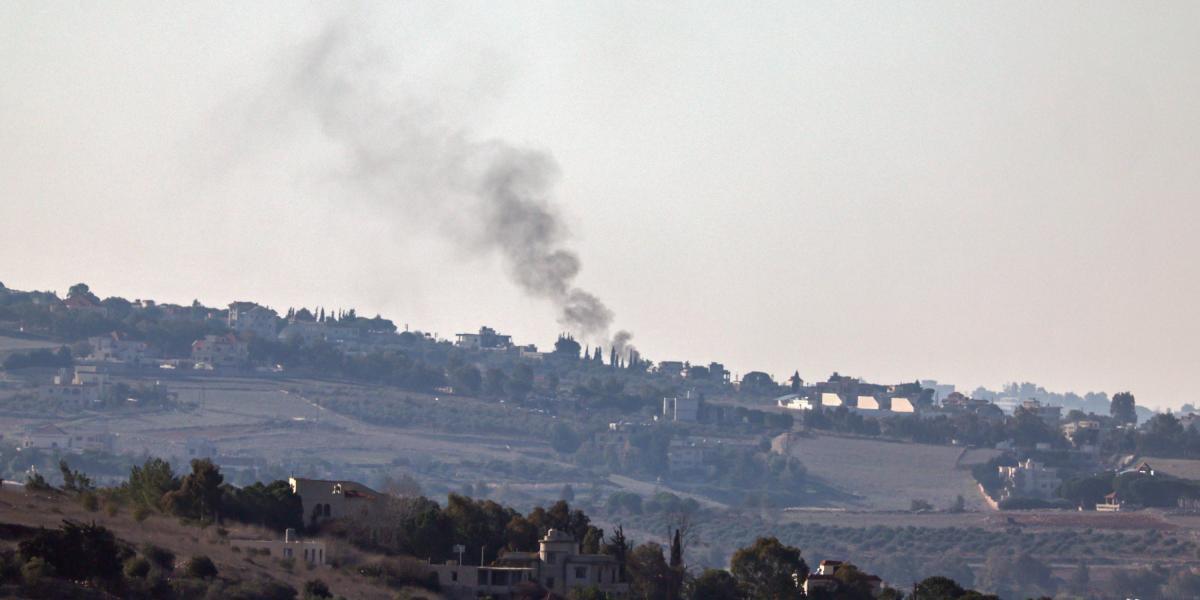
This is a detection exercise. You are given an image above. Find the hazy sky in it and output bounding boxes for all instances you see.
[3,2,1198,408]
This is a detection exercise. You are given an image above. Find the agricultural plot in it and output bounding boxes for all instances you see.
[0,334,60,360]
[783,433,989,511]
[1142,456,1200,480]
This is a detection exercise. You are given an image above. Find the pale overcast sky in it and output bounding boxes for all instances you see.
[2,2,1198,408]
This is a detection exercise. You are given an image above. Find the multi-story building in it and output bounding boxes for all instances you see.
[289,477,382,527]
[998,459,1062,500]
[191,334,249,369]
[227,302,279,340]
[657,361,686,378]
[429,529,626,599]
[88,331,149,364]
[454,326,513,350]
[1020,398,1063,425]
[663,395,700,422]
[39,367,104,407]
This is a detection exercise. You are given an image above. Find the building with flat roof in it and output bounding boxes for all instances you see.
[232,528,327,566]
[663,395,700,422]
[289,477,382,527]
[428,529,626,599]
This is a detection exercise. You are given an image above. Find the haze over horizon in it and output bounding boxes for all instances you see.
[3,3,1198,409]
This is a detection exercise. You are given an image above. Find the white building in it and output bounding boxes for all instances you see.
[998,459,1062,500]
[776,394,815,411]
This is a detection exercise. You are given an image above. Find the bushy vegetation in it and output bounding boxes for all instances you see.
[803,403,1066,449]
[31,457,306,532]
[1,347,73,371]
[332,494,604,565]
[0,520,302,599]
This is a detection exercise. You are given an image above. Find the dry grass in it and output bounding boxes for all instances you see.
[0,485,441,600]
[784,433,990,511]
[1142,457,1200,481]
[0,335,60,354]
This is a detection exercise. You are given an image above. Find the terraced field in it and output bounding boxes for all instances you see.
[1141,456,1200,480]
[783,433,994,511]
[0,334,60,355]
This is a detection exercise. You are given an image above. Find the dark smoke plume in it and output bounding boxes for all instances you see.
[274,24,620,340]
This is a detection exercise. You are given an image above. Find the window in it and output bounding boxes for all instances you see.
[450,571,457,582]
[575,566,587,579]
[546,577,555,589]
[323,504,331,517]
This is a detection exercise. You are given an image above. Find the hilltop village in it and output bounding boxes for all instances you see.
[5,280,1200,598]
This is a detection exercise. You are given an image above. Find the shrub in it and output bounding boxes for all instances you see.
[133,505,151,522]
[24,472,52,492]
[998,497,1072,510]
[81,492,100,512]
[124,556,151,579]
[142,544,175,571]
[17,520,123,584]
[184,555,217,579]
[211,579,298,600]
[169,577,210,600]
[21,556,54,586]
[303,578,333,598]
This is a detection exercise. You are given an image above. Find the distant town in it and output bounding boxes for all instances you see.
[4,279,1200,599]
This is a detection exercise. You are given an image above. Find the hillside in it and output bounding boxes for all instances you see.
[781,433,996,511]
[0,483,439,600]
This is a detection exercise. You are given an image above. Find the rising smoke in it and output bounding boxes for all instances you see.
[272,24,629,347]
